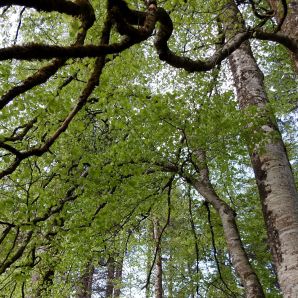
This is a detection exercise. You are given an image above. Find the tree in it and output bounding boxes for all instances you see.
[0,0,297,297]
[222,1,298,296]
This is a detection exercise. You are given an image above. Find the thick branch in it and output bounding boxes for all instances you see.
[0,42,131,61]
[253,29,298,53]
[0,2,93,110]
[0,141,21,156]
[0,12,296,66]
[0,3,158,62]
[0,0,95,25]
[154,7,298,72]
[111,2,157,40]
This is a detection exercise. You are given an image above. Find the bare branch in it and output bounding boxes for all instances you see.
[13,7,25,45]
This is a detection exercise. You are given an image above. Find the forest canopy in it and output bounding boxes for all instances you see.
[0,0,297,297]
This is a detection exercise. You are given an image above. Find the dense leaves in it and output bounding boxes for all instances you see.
[0,0,297,297]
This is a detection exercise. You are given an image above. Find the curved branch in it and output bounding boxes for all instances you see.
[154,7,298,72]
[248,0,274,20]
[253,29,298,52]
[0,9,296,65]
[0,39,134,61]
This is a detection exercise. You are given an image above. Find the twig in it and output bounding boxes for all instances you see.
[13,7,25,45]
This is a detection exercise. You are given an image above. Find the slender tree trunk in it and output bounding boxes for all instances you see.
[114,257,123,298]
[268,0,298,72]
[146,225,153,298]
[153,218,163,298]
[76,262,94,298]
[223,2,298,296]
[105,257,115,298]
[187,149,265,298]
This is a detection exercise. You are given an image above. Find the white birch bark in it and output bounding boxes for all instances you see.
[223,2,298,296]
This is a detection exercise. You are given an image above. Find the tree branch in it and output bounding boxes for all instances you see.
[0,1,93,110]
[0,14,113,179]
[0,0,95,26]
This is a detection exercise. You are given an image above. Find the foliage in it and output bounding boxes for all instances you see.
[0,0,297,297]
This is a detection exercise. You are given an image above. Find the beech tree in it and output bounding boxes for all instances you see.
[0,0,297,297]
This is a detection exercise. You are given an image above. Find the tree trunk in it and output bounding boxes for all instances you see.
[188,149,265,298]
[146,225,153,298]
[268,0,298,72]
[224,2,298,296]
[105,257,115,298]
[76,262,94,298]
[114,257,123,298]
[153,218,163,298]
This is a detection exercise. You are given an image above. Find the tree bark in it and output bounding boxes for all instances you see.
[224,2,298,296]
[187,149,265,298]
